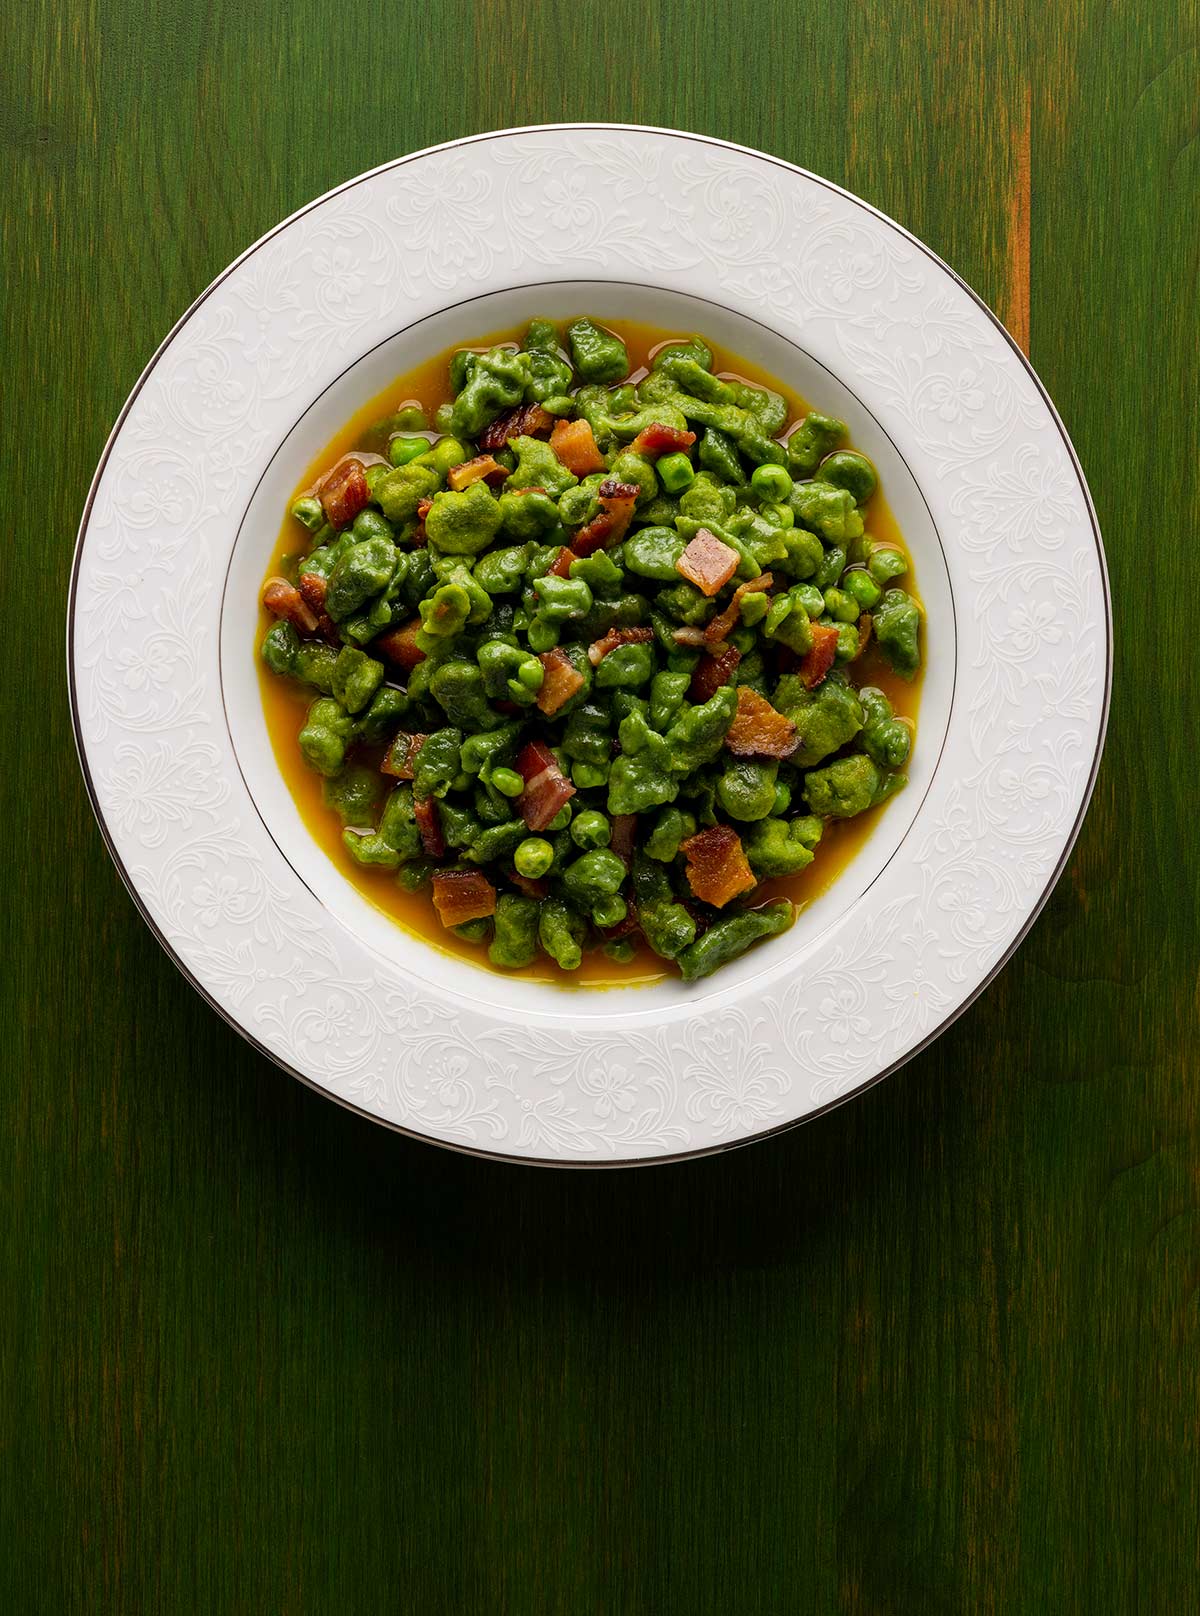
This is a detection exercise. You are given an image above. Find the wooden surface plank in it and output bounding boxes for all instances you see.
[3,0,1198,1609]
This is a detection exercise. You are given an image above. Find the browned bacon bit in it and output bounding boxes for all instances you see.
[704,572,774,645]
[380,731,428,779]
[375,617,426,669]
[587,626,654,666]
[549,417,606,475]
[547,547,578,578]
[262,576,318,635]
[431,869,497,929]
[477,402,554,452]
[853,611,872,659]
[629,422,697,457]
[319,458,370,529]
[572,479,640,557]
[446,454,509,491]
[297,570,328,614]
[799,621,840,689]
[675,528,740,596]
[413,795,445,857]
[671,625,708,647]
[509,870,549,901]
[516,739,576,832]
[723,687,797,759]
[689,644,741,702]
[413,495,434,545]
[536,647,586,716]
[609,814,637,866]
[680,824,757,909]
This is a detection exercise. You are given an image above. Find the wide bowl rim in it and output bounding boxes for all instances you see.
[66,123,1112,1168]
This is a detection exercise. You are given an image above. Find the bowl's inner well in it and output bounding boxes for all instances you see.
[220,280,954,1017]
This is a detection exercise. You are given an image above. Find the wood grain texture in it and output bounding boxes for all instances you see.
[2,0,1198,1609]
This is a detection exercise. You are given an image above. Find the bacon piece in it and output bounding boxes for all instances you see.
[477,403,554,452]
[297,570,328,614]
[689,644,741,702]
[536,647,586,716]
[671,625,708,647]
[547,547,578,578]
[413,795,445,857]
[853,611,872,659]
[609,814,637,866]
[675,528,740,597]
[509,871,549,901]
[446,454,508,491]
[262,576,318,635]
[587,626,654,666]
[549,417,606,475]
[319,459,370,529]
[413,495,434,546]
[704,572,773,645]
[680,824,757,909]
[516,739,576,832]
[723,686,797,759]
[629,422,696,457]
[431,869,497,929]
[375,617,426,669]
[572,478,640,557]
[799,621,839,689]
[381,731,428,780]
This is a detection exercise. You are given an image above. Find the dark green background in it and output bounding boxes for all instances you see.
[5,0,1197,1609]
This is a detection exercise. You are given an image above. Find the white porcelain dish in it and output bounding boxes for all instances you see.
[68,125,1110,1165]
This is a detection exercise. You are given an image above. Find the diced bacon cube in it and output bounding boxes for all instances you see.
[319,459,370,529]
[572,479,639,556]
[704,573,773,645]
[446,454,508,491]
[374,618,426,669]
[723,687,797,759]
[536,648,586,715]
[516,740,576,831]
[799,622,840,689]
[262,576,318,635]
[688,644,741,702]
[680,825,757,908]
[547,547,578,578]
[609,814,637,865]
[549,417,606,475]
[587,626,654,665]
[675,528,740,597]
[477,403,554,451]
[413,795,445,857]
[431,870,497,928]
[629,422,696,457]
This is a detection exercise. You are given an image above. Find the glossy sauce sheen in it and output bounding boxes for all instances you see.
[258,320,923,987]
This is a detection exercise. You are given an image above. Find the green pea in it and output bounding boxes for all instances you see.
[771,781,792,815]
[867,546,908,584]
[491,767,525,798]
[291,495,325,532]
[750,462,793,501]
[546,801,573,830]
[602,938,637,964]
[817,450,877,505]
[514,837,554,878]
[657,452,696,493]
[351,509,394,543]
[388,434,430,467]
[842,568,882,610]
[571,809,611,850]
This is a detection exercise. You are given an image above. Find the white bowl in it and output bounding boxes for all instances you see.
[69,125,1110,1164]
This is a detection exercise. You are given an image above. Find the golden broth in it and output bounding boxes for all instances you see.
[258,319,922,987]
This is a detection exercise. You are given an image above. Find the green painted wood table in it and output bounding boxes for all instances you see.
[4,1,1197,1609]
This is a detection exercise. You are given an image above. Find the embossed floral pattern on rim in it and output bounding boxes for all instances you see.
[67,125,1111,1166]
